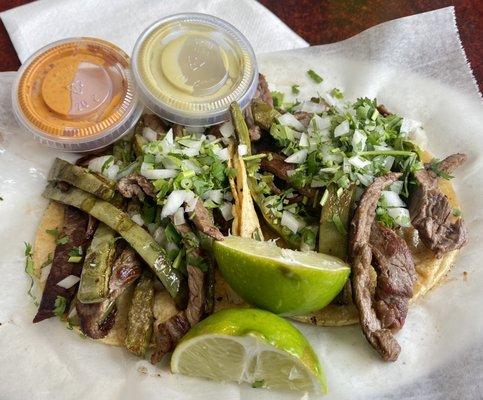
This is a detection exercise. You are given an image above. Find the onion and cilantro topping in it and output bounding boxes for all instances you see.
[250,93,425,239]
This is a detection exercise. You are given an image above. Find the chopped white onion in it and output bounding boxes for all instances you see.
[215,147,230,161]
[206,134,217,141]
[131,214,144,226]
[159,156,181,170]
[351,129,367,152]
[56,275,80,289]
[219,202,234,221]
[181,159,201,173]
[173,207,186,226]
[348,155,371,169]
[322,153,343,163]
[384,156,396,170]
[142,127,158,142]
[166,242,179,252]
[219,121,235,138]
[311,115,331,130]
[161,190,193,218]
[390,181,404,194]
[356,173,374,187]
[285,149,308,164]
[281,210,306,234]
[277,113,305,131]
[88,155,113,174]
[105,164,119,181]
[164,128,174,145]
[334,120,350,137]
[178,139,203,150]
[238,144,248,156]
[381,191,406,208]
[181,147,200,157]
[140,166,177,180]
[184,194,199,213]
[299,132,309,148]
[388,207,411,227]
[319,167,339,173]
[203,189,223,204]
[299,101,326,114]
[40,263,52,283]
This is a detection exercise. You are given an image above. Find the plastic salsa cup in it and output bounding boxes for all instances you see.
[131,13,259,127]
[12,37,143,152]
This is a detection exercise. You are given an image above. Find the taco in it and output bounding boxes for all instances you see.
[224,75,468,360]
[29,74,468,364]
[31,112,258,361]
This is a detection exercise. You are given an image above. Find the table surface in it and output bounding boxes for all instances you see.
[0,0,481,92]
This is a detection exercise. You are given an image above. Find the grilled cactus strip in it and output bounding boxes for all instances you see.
[77,223,117,304]
[319,184,355,260]
[43,184,187,307]
[48,158,116,201]
[125,272,155,356]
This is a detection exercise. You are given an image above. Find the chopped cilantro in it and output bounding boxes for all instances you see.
[429,158,454,180]
[252,380,265,388]
[225,167,237,179]
[165,223,181,244]
[331,88,344,99]
[307,69,323,83]
[271,91,284,108]
[54,296,67,317]
[291,85,300,95]
[101,155,114,173]
[24,242,36,300]
[453,208,462,217]
[46,228,60,238]
[57,235,70,245]
[332,214,347,235]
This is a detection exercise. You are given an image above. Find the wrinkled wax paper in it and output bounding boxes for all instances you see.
[0,6,482,400]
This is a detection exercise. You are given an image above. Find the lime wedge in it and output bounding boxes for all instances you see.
[213,236,350,315]
[171,308,326,393]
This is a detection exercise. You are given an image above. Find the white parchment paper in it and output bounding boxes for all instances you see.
[0,6,482,400]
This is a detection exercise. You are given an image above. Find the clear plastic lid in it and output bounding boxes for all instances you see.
[132,13,259,126]
[12,37,143,152]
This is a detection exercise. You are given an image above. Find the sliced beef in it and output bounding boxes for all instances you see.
[188,199,224,241]
[143,114,167,134]
[294,111,313,128]
[409,153,468,258]
[377,104,392,117]
[117,173,154,199]
[370,222,416,331]
[350,172,413,362]
[260,152,317,199]
[151,265,206,364]
[33,206,90,323]
[255,73,273,107]
[77,246,142,339]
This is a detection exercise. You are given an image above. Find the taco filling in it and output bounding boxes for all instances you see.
[28,74,467,366]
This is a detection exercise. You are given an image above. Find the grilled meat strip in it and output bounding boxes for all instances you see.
[77,246,142,339]
[33,206,90,323]
[188,199,224,241]
[260,152,317,199]
[255,73,273,108]
[117,173,155,199]
[370,222,416,331]
[350,172,416,361]
[151,264,206,364]
[151,219,209,363]
[409,153,468,258]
